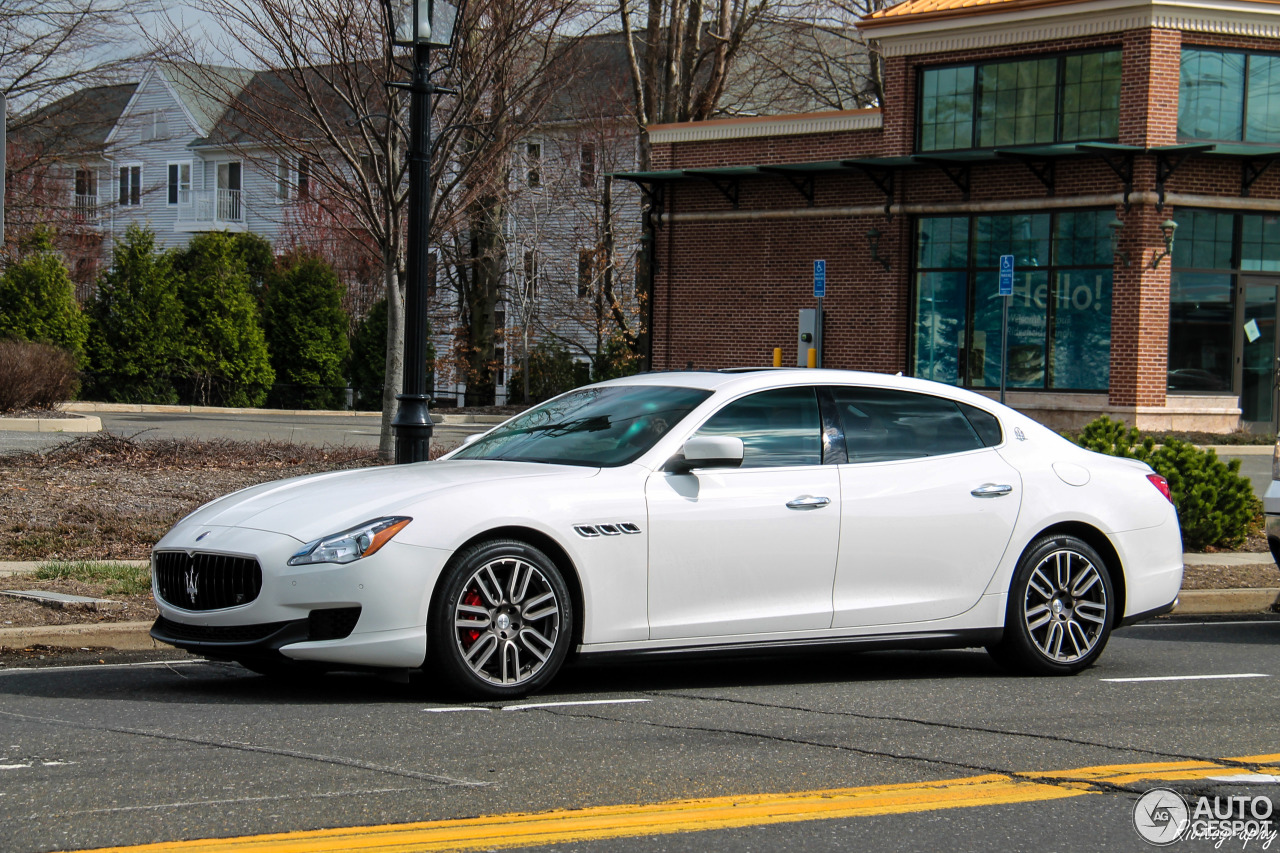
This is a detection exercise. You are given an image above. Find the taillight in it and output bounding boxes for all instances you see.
[1147,473,1173,504]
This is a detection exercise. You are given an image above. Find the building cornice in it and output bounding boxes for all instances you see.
[864,0,1280,56]
[649,110,882,144]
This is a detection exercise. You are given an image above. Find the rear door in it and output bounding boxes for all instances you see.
[827,387,1022,629]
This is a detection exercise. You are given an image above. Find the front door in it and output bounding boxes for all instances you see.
[645,387,841,640]
[1239,276,1280,432]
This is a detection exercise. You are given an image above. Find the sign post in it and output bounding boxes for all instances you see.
[813,260,826,368]
[998,254,1014,405]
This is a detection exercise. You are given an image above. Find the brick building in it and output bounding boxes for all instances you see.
[621,0,1280,433]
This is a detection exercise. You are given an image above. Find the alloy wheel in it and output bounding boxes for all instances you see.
[451,556,562,686]
[1021,548,1109,663]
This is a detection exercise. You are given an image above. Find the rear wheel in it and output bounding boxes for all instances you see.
[429,539,573,700]
[987,534,1115,675]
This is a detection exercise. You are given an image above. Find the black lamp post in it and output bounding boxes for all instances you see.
[384,0,465,463]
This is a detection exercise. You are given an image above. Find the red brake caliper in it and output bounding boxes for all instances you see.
[462,589,483,646]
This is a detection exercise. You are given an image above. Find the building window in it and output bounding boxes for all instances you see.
[118,165,141,206]
[74,169,97,221]
[140,110,168,142]
[297,157,310,199]
[580,143,596,187]
[918,49,1121,152]
[577,249,593,298]
[524,250,538,299]
[276,157,290,200]
[167,162,191,205]
[1179,48,1280,142]
[912,210,1114,391]
[495,346,506,386]
[526,142,541,187]
[1167,210,1280,403]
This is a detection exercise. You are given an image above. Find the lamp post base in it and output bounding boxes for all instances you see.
[392,393,434,464]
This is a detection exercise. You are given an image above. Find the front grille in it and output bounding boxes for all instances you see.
[309,607,361,641]
[154,551,262,611]
[153,616,290,644]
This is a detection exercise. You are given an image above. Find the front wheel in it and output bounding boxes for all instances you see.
[428,539,573,699]
[987,534,1115,675]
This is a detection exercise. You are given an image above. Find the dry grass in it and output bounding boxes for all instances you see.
[1,432,383,561]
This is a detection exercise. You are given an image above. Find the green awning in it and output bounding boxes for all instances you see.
[1197,143,1280,159]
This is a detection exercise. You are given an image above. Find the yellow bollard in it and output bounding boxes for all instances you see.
[773,348,782,367]
[807,348,817,368]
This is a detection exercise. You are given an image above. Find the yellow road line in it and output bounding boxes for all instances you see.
[81,752,1280,853]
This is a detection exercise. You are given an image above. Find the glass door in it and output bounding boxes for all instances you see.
[1239,276,1280,431]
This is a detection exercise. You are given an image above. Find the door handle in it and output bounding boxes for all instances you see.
[786,495,831,510]
[971,484,1013,498]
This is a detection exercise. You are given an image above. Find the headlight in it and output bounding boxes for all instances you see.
[288,517,412,566]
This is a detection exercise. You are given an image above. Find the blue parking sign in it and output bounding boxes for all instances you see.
[998,254,1014,296]
[813,260,826,298]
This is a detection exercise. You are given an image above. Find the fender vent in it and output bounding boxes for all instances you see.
[575,523,641,538]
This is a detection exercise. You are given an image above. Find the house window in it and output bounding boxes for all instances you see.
[297,157,310,199]
[580,143,596,187]
[140,111,168,142]
[74,169,97,200]
[118,165,141,206]
[277,157,290,201]
[918,49,1121,152]
[495,347,506,386]
[526,142,541,187]
[912,210,1114,391]
[523,251,538,299]
[577,249,593,298]
[167,162,191,205]
[1179,48,1280,142]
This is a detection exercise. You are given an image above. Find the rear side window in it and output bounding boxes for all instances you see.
[829,387,984,462]
[695,387,822,468]
[959,402,1003,447]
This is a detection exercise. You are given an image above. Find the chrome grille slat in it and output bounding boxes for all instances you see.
[154,551,262,611]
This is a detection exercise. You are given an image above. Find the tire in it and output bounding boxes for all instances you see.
[428,538,573,700]
[987,534,1115,676]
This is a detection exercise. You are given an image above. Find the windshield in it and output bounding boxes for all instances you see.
[450,385,712,467]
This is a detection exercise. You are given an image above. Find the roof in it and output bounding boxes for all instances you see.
[8,82,138,157]
[862,0,1091,27]
[160,63,256,135]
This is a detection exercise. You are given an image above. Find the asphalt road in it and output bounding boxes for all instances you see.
[1,616,1278,853]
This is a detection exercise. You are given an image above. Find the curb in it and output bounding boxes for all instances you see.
[59,402,510,426]
[1,588,1276,652]
[0,621,165,651]
[0,413,102,433]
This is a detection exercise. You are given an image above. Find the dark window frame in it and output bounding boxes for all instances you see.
[916,47,1121,153]
[1178,45,1280,143]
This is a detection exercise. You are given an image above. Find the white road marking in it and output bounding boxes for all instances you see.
[1208,774,1280,783]
[0,660,209,676]
[1101,673,1270,683]
[501,698,651,711]
[0,764,31,770]
[422,698,651,714]
[422,707,490,713]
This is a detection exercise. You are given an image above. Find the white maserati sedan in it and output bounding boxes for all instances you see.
[151,369,1183,698]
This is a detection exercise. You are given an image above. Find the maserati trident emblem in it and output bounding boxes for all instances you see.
[184,568,199,604]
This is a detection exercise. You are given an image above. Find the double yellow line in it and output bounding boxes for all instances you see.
[85,753,1280,853]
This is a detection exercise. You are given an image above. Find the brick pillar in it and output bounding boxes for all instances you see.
[1108,28,1181,410]
[879,55,912,156]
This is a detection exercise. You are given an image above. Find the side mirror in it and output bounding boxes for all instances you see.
[667,435,744,474]
[461,432,483,446]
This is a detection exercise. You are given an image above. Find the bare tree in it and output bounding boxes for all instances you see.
[2,0,157,252]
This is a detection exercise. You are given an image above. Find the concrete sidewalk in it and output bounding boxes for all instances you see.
[0,553,1275,652]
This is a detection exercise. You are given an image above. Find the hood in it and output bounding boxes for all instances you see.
[178,459,597,540]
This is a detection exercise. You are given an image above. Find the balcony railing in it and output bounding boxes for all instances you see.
[177,189,243,224]
[73,194,99,224]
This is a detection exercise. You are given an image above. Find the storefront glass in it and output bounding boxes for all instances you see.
[911,210,1113,391]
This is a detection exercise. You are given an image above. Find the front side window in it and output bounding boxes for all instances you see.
[693,387,822,468]
[913,210,1113,391]
[829,387,985,462]
[451,385,711,467]
[920,49,1120,152]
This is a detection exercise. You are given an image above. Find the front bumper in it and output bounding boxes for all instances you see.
[151,529,451,668]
